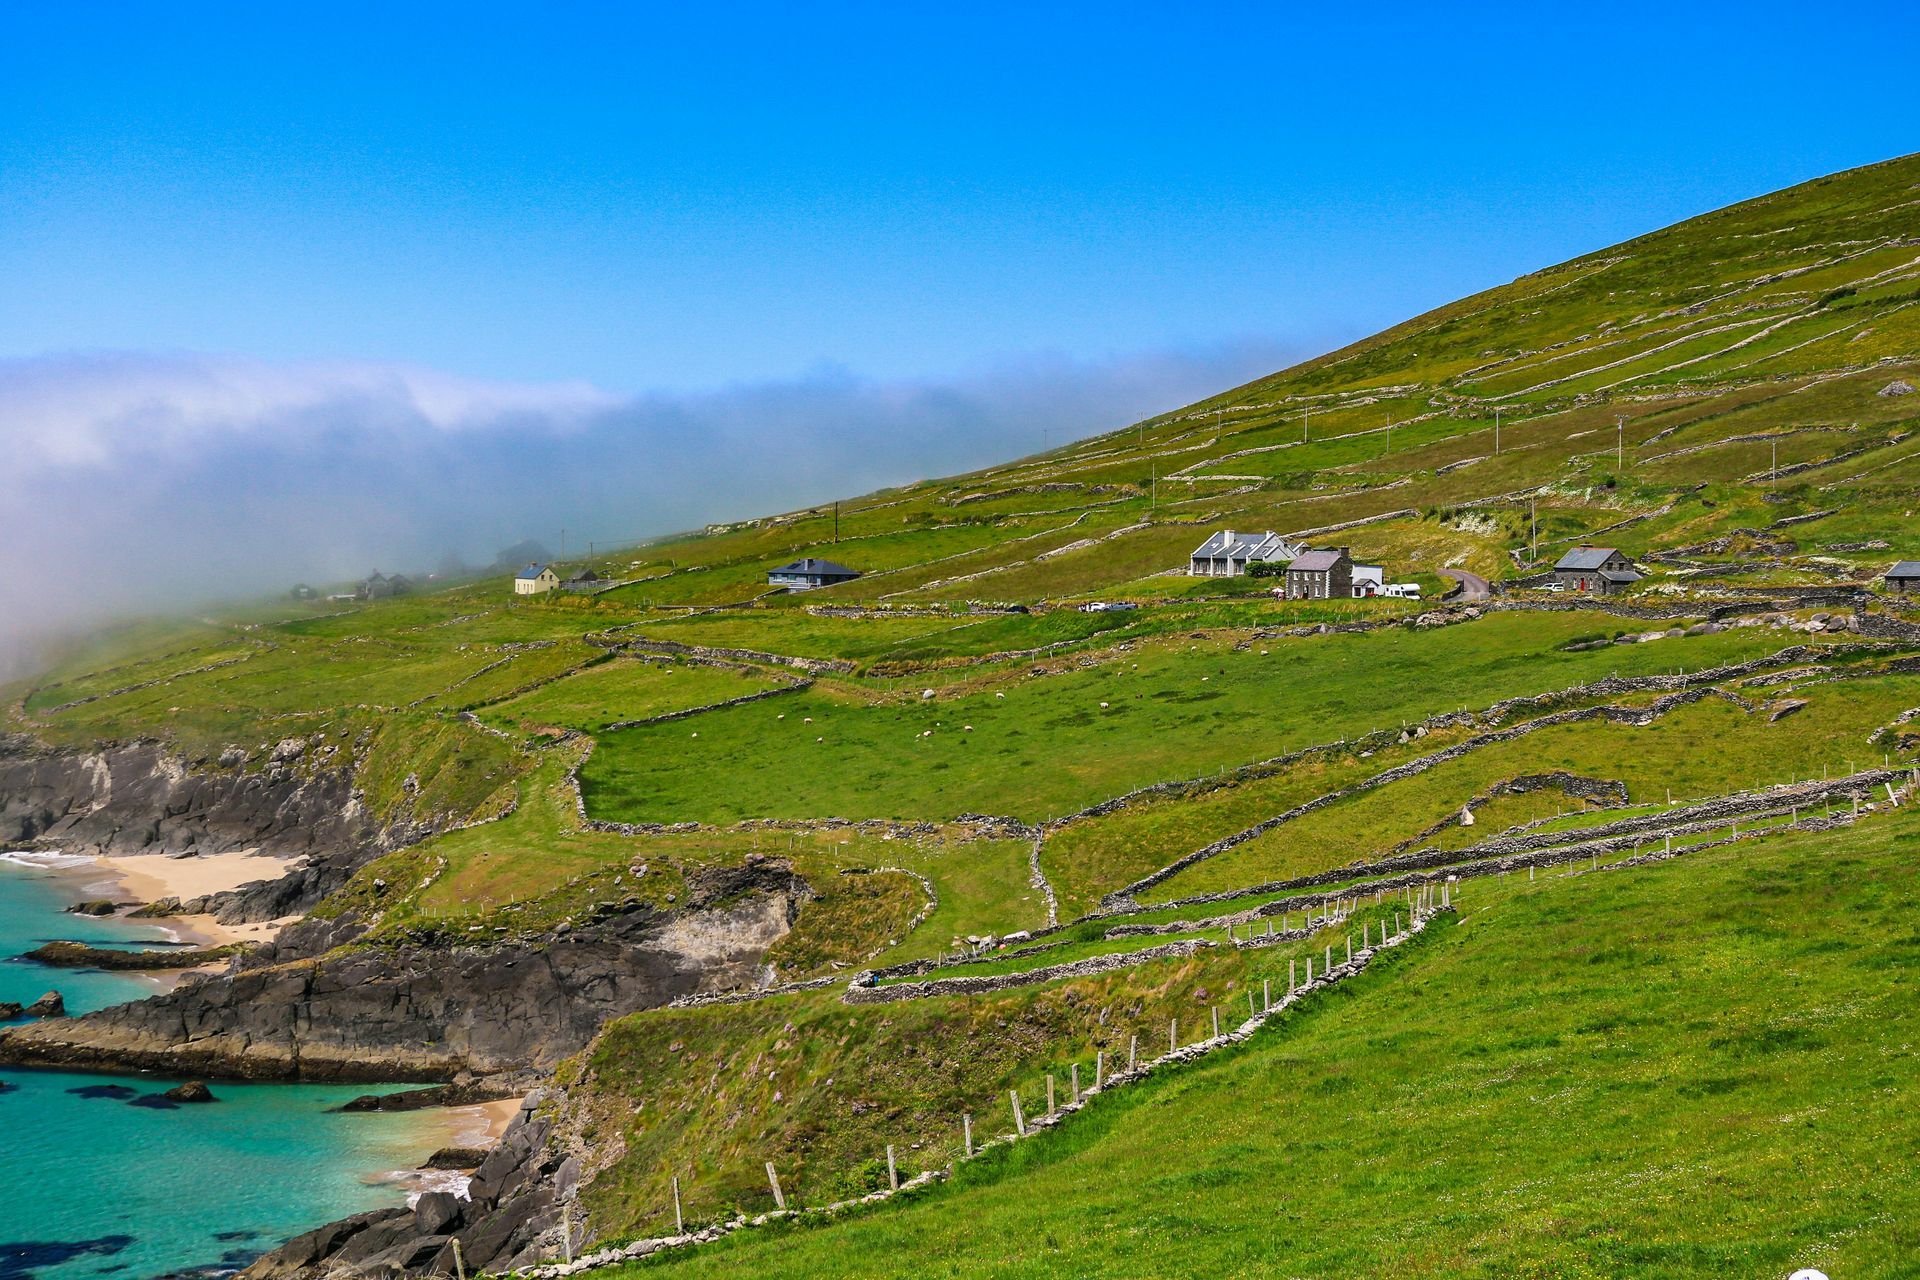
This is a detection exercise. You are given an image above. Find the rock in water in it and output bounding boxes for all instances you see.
[164,1080,217,1102]
[0,1001,22,1019]
[25,990,66,1017]
[420,1145,491,1170]
[65,899,120,916]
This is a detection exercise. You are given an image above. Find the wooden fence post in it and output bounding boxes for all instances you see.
[1011,1090,1027,1136]
[766,1162,786,1211]
[673,1176,683,1235]
[1072,1062,1081,1104]
[1212,1007,1220,1039]
[1170,1018,1178,1052]
[1095,1051,1104,1090]
[887,1144,899,1191]
[452,1240,466,1280]
[1290,957,1296,992]
[1047,1073,1055,1118]
[964,1112,973,1157]
[1263,978,1271,1011]
[1129,1034,1137,1071]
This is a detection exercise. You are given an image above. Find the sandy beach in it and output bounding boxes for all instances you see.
[91,850,301,946]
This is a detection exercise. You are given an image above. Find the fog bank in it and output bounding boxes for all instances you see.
[0,341,1304,678]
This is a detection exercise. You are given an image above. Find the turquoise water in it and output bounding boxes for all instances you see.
[0,857,438,1280]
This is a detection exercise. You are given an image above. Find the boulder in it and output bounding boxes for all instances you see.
[421,1145,491,1170]
[25,990,65,1018]
[412,1190,467,1237]
[65,899,120,917]
[163,1080,217,1103]
[0,1002,22,1020]
[1878,379,1914,397]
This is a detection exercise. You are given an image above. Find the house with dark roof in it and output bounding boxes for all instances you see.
[1284,547,1353,600]
[356,571,411,601]
[1188,530,1302,577]
[1886,561,1920,595]
[1553,547,1642,595]
[768,558,861,591]
[514,563,559,595]
[562,568,606,593]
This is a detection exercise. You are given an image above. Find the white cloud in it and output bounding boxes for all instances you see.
[0,341,1301,677]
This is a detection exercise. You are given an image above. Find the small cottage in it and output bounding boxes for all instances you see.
[1285,547,1353,600]
[514,563,560,595]
[1886,561,1920,595]
[357,571,410,601]
[1552,547,1642,595]
[768,558,861,591]
[1351,564,1385,598]
[562,568,605,593]
[1188,530,1301,577]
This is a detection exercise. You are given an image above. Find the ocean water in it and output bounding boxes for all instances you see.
[0,856,440,1280]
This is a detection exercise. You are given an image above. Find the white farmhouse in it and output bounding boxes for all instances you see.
[513,563,559,595]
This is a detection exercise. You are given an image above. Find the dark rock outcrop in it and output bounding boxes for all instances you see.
[420,1146,491,1170]
[0,862,804,1080]
[0,735,377,867]
[65,899,122,916]
[164,1080,217,1102]
[25,990,66,1017]
[25,940,238,970]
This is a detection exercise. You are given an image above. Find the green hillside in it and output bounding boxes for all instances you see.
[7,154,1920,1276]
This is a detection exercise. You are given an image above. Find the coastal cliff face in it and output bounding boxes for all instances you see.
[0,862,803,1081]
[0,733,379,859]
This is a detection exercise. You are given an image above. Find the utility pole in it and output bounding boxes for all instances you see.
[1615,415,1626,472]
[1385,417,1392,456]
[1150,461,1157,515]
[1530,497,1538,565]
[1302,405,1309,444]
[1495,407,1502,454]
[833,501,840,543]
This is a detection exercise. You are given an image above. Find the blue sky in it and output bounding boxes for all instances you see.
[5,2,1914,392]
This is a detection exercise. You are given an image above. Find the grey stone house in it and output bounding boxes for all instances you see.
[1886,561,1920,595]
[1188,530,1302,577]
[768,558,861,590]
[1284,547,1353,600]
[1552,547,1642,595]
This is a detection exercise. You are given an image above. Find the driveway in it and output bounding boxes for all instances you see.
[1439,569,1492,601]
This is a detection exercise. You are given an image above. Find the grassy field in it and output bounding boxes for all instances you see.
[580,616,1792,826]
[599,812,1920,1278]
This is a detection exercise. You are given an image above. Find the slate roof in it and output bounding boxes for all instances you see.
[515,563,551,581]
[1190,530,1298,562]
[1288,549,1349,573]
[1555,546,1622,571]
[1888,561,1920,580]
[1598,568,1643,584]
[772,558,859,578]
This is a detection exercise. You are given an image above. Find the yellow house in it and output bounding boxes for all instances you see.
[513,563,559,595]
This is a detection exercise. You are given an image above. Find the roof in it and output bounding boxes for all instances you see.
[515,563,551,580]
[1598,568,1643,584]
[1555,546,1622,571]
[1888,561,1920,579]
[1288,549,1349,572]
[1190,530,1298,561]
[565,568,603,581]
[771,558,859,578]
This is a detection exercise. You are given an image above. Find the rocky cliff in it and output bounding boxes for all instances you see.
[0,862,804,1080]
[0,733,393,920]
